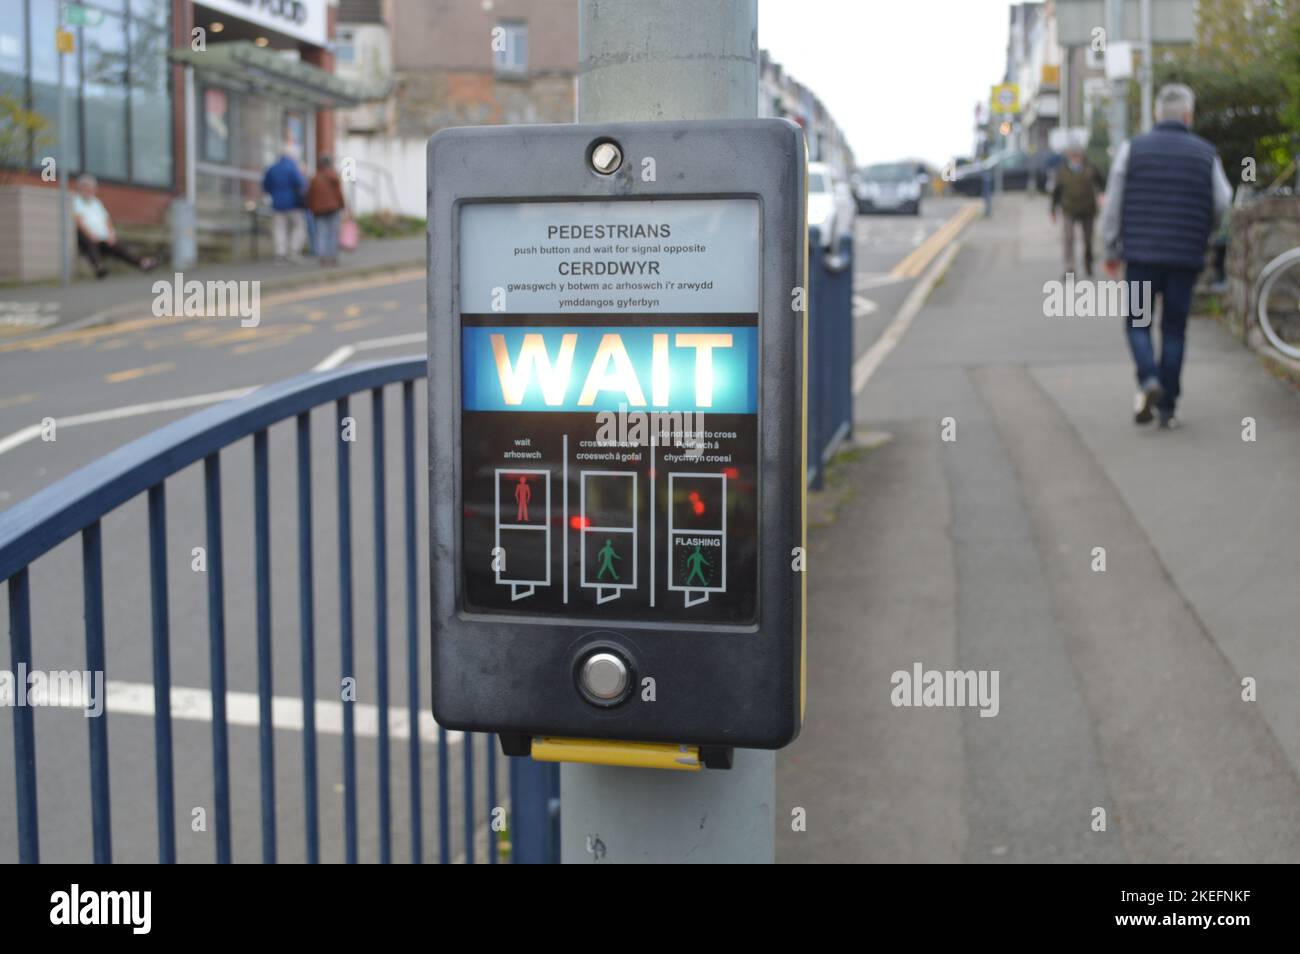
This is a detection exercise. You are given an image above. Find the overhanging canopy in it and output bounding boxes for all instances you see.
[169,41,390,109]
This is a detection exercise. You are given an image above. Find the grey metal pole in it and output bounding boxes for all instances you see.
[185,65,197,206]
[1138,0,1153,133]
[57,0,69,287]
[563,0,775,864]
[1106,0,1127,151]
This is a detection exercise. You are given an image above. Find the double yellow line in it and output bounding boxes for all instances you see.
[889,202,982,281]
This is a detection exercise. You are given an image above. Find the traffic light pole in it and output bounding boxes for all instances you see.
[560,0,776,864]
[57,0,69,287]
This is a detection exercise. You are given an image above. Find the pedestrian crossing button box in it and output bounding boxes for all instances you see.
[427,119,808,759]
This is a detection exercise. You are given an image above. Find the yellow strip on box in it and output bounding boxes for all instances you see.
[531,737,702,772]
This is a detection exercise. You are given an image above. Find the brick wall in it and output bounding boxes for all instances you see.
[2,172,173,227]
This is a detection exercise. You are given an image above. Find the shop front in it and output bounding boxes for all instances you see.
[172,0,381,260]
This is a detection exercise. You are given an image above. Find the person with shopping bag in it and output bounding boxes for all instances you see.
[306,155,349,267]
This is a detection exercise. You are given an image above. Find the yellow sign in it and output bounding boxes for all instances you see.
[991,82,1020,115]
[56,28,74,54]
[1042,64,1060,86]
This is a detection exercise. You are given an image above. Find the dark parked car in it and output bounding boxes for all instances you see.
[949,151,1052,196]
[853,162,923,215]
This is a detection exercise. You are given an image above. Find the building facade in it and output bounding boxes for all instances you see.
[1,0,366,262]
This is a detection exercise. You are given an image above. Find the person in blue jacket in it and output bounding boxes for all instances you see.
[262,144,307,261]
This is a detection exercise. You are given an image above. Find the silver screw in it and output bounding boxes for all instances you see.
[591,141,622,175]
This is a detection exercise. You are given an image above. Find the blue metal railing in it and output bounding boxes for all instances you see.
[0,357,552,863]
[807,229,855,489]
[2,233,848,864]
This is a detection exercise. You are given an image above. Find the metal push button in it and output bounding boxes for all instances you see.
[579,651,630,705]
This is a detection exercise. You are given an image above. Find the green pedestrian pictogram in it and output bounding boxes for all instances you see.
[685,545,712,586]
[596,538,622,581]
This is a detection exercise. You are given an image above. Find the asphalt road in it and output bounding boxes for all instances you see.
[0,198,970,863]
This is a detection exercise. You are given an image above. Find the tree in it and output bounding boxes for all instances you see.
[0,97,51,185]
[1149,0,1300,184]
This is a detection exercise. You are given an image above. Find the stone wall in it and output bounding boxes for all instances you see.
[1224,195,1300,342]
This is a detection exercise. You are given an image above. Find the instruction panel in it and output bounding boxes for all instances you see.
[459,198,760,624]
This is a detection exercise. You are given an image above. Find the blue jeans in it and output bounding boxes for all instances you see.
[1123,263,1198,415]
[315,211,341,260]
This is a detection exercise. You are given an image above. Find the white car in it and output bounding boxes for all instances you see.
[807,162,856,251]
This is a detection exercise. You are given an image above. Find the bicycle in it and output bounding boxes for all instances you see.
[1256,245,1300,360]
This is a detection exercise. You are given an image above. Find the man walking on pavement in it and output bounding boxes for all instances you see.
[1100,84,1232,429]
[1051,143,1104,278]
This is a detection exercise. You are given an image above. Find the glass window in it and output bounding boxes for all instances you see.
[30,0,81,175]
[493,21,527,75]
[0,0,27,167]
[5,2,170,187]
[336,28,355,65]
[0,0,24,89]
[82,11,129,180]
[128,13,170,185]
[6,2,171,187]
[283,112,306,163]
[203,86,231,163]
[129,0,168,27]
[238,93,278,172]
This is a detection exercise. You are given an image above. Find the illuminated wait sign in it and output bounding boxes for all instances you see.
[462,326,758,413]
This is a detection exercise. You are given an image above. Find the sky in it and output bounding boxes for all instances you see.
[757,0,1015,168]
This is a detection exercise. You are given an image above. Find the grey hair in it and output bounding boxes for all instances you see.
[1155,84,1195,123]
[77,173,97,188]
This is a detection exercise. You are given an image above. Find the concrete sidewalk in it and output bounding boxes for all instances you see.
[779,193,1300,863]
[0,235,424,339]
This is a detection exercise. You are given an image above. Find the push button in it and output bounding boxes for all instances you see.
[579,651,629,705]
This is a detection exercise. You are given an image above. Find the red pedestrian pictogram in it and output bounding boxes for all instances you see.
[514,475,532,522]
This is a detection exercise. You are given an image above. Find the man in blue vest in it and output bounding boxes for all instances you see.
[1100,84,1232,429]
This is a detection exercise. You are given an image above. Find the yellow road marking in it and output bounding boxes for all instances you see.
[890,203,982,280]
[0,393,38,410]
[231,340,292,355]
[0,268,424,355]
[105,362,175,384]
[343,304,362,318]
[335,317,383,332]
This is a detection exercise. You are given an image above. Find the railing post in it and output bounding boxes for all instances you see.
[252,430,277,863]
[808,230,827,490]
[510,757,559,864]
[147,484,176,864]
[82,522,111,864]
[8,569,38,864]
